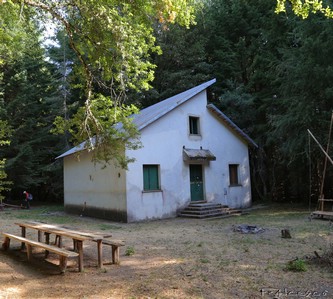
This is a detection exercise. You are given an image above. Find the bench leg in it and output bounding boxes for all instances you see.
[26,244,32,261]
[75,241,84,272]
[59,256,68,273]
[55,235,62,247]
[2,237,10,250]
[20,227,26,250]
[97,240,103,268]
[111,245,120,264]
[44,233,50,258]
[38,231,42,242]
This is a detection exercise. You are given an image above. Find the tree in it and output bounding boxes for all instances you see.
[0,121,12,202]
[203,0,294,201]
[0,5,66,200]
[269,13,333,200]
[130,20,213,108]
[1,0,197,167]
[276,0,333,19]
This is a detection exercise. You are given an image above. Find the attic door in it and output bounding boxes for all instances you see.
[190,164,204,201]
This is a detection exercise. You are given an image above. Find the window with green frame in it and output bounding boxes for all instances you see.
[143,165,160,191]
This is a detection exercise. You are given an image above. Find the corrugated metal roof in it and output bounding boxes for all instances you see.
[132,78,216,130]
[206,104,258,148]
[57,79,216,159]
[56,137,95,159]
[56,78,258,159]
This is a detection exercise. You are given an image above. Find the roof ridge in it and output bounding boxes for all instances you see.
[133,78,216,130]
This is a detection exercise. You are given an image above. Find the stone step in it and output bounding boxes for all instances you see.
[178,202,242,219]
[188,203,228,208]
[180,208,229,215]
[179,212,228,219]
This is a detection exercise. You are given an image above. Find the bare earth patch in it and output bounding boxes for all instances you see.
[0,204,332,298]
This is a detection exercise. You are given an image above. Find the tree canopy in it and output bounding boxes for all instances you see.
[1,0,197,162]
[2,0,333,205]
[0,0,197,200]
[276,0,333,18]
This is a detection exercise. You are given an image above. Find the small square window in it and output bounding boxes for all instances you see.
[189,116,200,135]
[229,164,240,186]
[143,165,160,191]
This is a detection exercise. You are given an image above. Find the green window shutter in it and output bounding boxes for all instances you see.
[143,165,159,190]
[143,166,150,190]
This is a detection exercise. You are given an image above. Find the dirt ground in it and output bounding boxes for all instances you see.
[0,204,332,299]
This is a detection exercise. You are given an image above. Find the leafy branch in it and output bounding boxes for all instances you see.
[276,0,333,18]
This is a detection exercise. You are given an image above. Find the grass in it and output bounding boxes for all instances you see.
[3,204,81,225]
[125,246,135,256]
[199,258,210,264]
[98,223,122,231]
[1,202,333,298]
[286,258,307,272]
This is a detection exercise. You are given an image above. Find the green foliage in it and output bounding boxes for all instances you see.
[1,0,197,162]
[2,0,333,206]
[52,97,142,169]
[276,0,333,19]
[0,9,65,200]
[0,0,198,203]
[0,121,12,201]
[200,258,210,264]
[99,224,122,231]
[286,258,307,272]
[125,246,135,256]
[133,21,212,106]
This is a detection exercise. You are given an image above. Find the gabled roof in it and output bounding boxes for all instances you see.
[57,79,216,159]
[132,78,216,130]
[57,78,257,159]
[56,137,95,159]
[207,104,258,148]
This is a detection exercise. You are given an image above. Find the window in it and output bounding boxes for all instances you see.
[143,165,160,191]
[229,164,240,186]
[189,116,200,135]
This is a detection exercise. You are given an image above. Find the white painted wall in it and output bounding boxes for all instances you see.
[62,88,252,222]
[125,90,252,222]
[63,150,127,213]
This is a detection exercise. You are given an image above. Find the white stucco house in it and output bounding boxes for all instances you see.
[57,79,257,222]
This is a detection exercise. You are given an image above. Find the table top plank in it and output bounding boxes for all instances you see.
[14,221,111,241]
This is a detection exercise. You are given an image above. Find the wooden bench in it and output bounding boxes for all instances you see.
[100,239,125,264]
[2,233,79,273]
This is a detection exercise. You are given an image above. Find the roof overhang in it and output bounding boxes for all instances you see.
[206,104,258,148]
[183,148,216,162]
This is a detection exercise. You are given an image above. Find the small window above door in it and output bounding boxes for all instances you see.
[189,116,200,135]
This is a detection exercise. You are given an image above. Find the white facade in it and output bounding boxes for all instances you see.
[63,150,128,221]
[59,79,256,222]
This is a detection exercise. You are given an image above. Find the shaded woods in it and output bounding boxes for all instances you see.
[1,0,332,204]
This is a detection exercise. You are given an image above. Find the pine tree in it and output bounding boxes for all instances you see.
[0,14,64,201]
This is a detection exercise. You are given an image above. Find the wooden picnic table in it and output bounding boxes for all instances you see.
[14,221,112,272]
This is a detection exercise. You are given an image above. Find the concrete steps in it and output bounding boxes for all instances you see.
[178,201,242,219]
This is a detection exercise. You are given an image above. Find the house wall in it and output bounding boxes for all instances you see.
[63,150,127,221]
[125,90,252,222]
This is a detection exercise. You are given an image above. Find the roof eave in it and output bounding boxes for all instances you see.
[207,104,258,149]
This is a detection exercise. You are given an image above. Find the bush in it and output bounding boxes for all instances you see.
[286,259,307,272]
[125,246,135,256]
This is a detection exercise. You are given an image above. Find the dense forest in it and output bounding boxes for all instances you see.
[1,0,332,206]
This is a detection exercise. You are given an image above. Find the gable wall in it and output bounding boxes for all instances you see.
[63,150,127,221]
[125,90,251,222]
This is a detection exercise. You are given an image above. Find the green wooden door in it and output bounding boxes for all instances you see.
[190,164,204,201]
